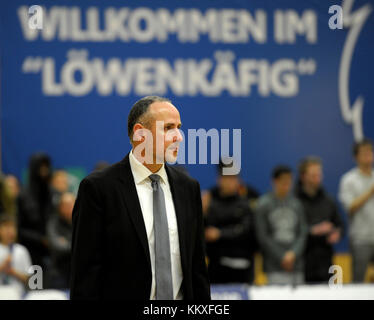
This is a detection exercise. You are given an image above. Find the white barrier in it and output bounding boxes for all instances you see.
[23,290,69,300]
[0,286,22,300]
[1,284,373,300]
[250,284,374,300]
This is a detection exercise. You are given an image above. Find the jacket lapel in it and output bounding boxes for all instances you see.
[118,154,188,277]
[118,153,151,267]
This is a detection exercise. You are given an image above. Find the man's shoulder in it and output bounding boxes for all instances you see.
[81,158,125,186]
[340,167,358,184]
[166,165,199,188]
[0,243,7,255]
[256,193,273,209]
[13,243,30,257]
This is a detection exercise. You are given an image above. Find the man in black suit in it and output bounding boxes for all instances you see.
[70,96,211,300]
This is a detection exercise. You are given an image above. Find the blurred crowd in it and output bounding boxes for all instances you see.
[0,138,373,294]
[0,154,110,295]
[203,138,374,286]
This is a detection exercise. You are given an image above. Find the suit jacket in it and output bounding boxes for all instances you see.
[70,153,211,300]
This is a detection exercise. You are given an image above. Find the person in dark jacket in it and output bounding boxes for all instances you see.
[47,192,75,289]
[17,153,53,273]
[295,156,344,284]
[204,161,258,284]
[70,96,210,300]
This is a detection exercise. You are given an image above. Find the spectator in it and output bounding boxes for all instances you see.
[295,156,344,284]
[17,153,53,274]
[4,175,21,202]
[338,138,374,283]
[203,160,258,284]
[51,170,69,207]
[202,164,259,215]
[0,215,32,296]
[255,165,308,285]
[0,174,17,217]
[47,192,75,289]
[51,170,69,194]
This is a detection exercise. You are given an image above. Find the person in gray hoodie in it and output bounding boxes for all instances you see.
[255,165,308,285]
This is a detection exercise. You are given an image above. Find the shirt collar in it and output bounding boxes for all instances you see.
[355,167,374,178]
[129,149,168,185]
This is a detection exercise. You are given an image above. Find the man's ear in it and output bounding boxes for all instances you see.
[133,123,145,141]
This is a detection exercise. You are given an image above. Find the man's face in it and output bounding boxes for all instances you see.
[273,173,293,197]
[52,171,69,193]
[59,193,76,223]
[302,163,323,190]
[356,144,374,167]
[5,175,20,199]
[39,163,51,180]
[218,175,240,196]
[0,223,17,245]
[135,101,183,164]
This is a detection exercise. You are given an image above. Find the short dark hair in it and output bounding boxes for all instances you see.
[272,165,292,180]
[353,138,373,157]
[298,156,322,177]
[127,96,171,140]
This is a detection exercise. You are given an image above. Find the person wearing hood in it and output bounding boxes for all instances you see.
[17,152,53,275]
[295,156,344,284]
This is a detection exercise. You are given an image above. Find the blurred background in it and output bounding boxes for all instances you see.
[0,0,374,299]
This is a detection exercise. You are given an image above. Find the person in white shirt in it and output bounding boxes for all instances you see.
[0,215,32,296]
[339,138,374,282]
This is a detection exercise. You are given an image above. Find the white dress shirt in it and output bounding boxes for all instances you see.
[129,150,183,300]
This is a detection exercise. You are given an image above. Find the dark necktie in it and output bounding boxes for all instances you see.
[149,174,173,300]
